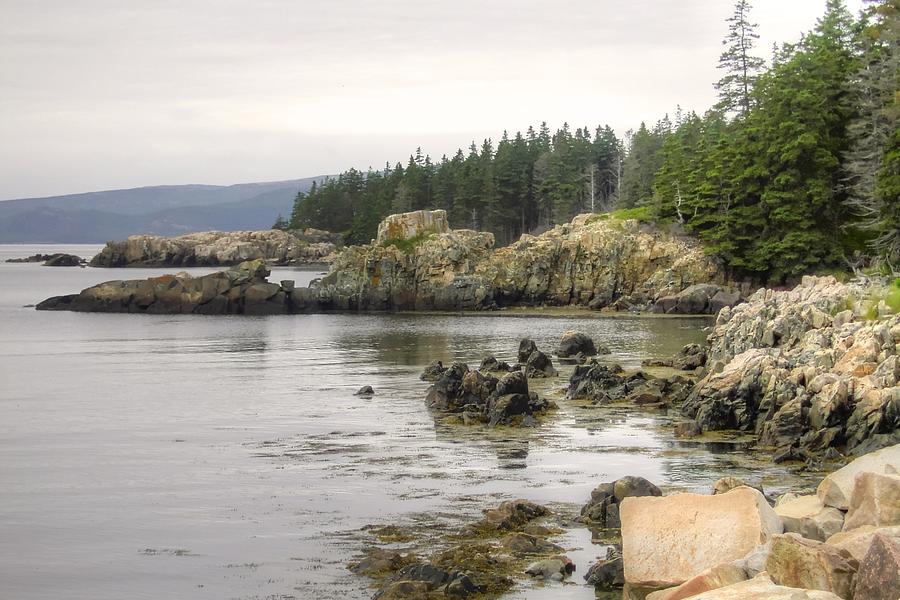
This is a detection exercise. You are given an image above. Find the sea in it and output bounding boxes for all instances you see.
[0,244,811,600]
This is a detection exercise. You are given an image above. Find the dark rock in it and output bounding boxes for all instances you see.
[501,533,564,556]
[475,499,550,532]
[354,385,375,397]
[613,476,662,501]
[584,547,624,589]
[420,360,446,381]
[558,331,598,358]
[581,477,660,528]
[494,371,529,397]
[525,350,557,378]
[517,339,538,363]
[567,364,625,403]
[425,363,469,411]
[709,290,743,314]
[488,394,531,426]
[42,253,84,267]
[672,343,707,370]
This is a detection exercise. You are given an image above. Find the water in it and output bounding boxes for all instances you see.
[0,244,811,600]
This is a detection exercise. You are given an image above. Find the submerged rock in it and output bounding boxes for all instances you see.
[354,385,375,397]
[557,330,599,358]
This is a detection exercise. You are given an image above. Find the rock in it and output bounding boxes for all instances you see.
[424,363,469,411]
[501,532,564,556]
[620,487,783,588]
[730,541,771,577]
[566,363,626,403]
[376,209,450,244]
[348,548,415,577]
[420,360,446,381]
[474,499,549,532]
[584,547,624,589]
[653,283,723,315]
[843,472,900,531]
[525,556,575,579]
[709,290,743,315]
[42,253,84,266]
[494,371,528,397]
[557,330,598,358]
[666,573,843,599]
[524,350,557,378]
[766,533,857,599]
[488,394,531,426]
[827,525,900,562]
[774,494,844,542]
[854,531,900,600]
[581,477,661,528]
[354,385,375,397]
[672,343,707,370]
[817,443,900,510]
[90,229,338,268]
[713,477,760,496]
[645,563,747,600]
[614,476,662,501]
[517,339,538,363]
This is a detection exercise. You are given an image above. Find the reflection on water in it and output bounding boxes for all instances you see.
[0,247,819,600]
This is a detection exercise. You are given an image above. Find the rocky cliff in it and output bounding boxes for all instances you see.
[682,276,900,459]
[89,229,339,268]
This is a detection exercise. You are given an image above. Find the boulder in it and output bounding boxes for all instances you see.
[584,547,624,589]
[713,477,762,496]
[620,487,783,588]
[375,209,450,244]
[774,494,844,542]
[42,253,83,266]
[581,477,661,528]
[827,525,900,562]
[524,350,557,378]
[672,343,707,370]
[353,385,375,397]
[653,283,722,315]
[817,444,900,510]
[645,563,747,600]
[373,580,430,599]
[666,573,843,599]
[557,330,598,358]
[854,531,900,600]
[420,360,446,381]
[517,339,538,363]
[842,472,900,531]
[487,394,531,426]
[474,499,549,532]
[614,476,662,501]
[501,532,564,555]
[765,533,857,599]
[494,371,528,397]
[525,555,574,580]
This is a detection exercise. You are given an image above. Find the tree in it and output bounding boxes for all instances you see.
[715,0,766,115]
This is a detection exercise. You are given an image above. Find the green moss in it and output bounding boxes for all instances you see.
[380,233,434,254]
[886,278,900,314]
[597,206,654,222]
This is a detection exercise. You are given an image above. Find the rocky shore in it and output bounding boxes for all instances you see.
[89,228,340,268]
[37,209,748,314]
[6,253,85,266]
[350,444,899,600]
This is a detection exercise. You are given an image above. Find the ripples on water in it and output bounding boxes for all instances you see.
[0,245,814,600]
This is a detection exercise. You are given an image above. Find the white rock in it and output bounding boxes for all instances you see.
[843,472,900,531]
[817,444,900,510]
[620,486,782,588]
[774,494,844,541]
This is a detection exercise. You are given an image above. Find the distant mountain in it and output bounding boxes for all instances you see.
[0,178,322,242]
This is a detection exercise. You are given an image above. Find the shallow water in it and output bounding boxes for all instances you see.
[0,244,815,600]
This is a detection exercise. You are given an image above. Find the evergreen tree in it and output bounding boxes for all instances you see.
[715,0,766,115]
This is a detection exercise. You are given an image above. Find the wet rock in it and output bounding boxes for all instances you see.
[584,547,624,589]
[424,363,469,412]
[614,476,662,502]
[525,555,575,579]
[501,533,564,556]
[653,283,723,315]
[581,477,660,528]
[566,363,626,403]
[354,385,375,397]
[854,530,900,600]
[557,330,598,358]
[524,350,557,378]
[420,361,446,381]
[766,533,857,599]
[843,472,900,531]
[817,443,900,510]
[517,339,538,363]
[620,487,783,588]
[773,494,844,541]
[474,499,550,532]
[444,574,480,598]
[479,356,511,372]
[672,343,707,370]
[645,563,748,600]
[494,371,528,397]
[675,421,702,438]
[372,580,430,599]
[487,394,531,426]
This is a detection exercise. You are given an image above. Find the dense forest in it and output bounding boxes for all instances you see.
[281,0,898,282]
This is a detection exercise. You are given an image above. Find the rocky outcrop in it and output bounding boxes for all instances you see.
[681,276,900,458]
[6,253,85,266]
[376,209,450,244]
[36,259,291,315]
[89,229,339,268]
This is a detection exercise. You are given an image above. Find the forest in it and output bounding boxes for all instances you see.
[280,0,898,282]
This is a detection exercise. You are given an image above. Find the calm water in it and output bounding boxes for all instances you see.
[0,244,808,600]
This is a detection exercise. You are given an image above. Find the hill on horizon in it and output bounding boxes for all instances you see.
[0,178,323,243]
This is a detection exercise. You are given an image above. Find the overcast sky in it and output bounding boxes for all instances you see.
[0,0,866,200]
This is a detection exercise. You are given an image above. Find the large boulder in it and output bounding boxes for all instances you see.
[842,472,900,531]
[817,444,900,510]
[653,283,723,315]
[581,476,661,528]
[557,330,598,358]
[854,531,900,600]
[827,525,900,562]
[645,563,747,600]
[774,494,844,542]
[765,533,857,599]
[620,487,783,588]
[376,209,450,244]
[665,573,843,599]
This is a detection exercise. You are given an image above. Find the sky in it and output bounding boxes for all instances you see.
[0,0,867,200]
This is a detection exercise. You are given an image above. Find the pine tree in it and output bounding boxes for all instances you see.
[715,0,766,115]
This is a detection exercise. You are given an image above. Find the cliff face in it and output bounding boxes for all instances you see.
[298,211,732,312]
[89,229,338,267]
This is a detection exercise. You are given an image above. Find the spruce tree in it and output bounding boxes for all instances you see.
[715,0,766,115]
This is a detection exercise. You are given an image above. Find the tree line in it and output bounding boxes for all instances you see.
[281,0,898,281]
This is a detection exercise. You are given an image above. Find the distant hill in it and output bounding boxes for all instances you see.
[0,178,322,242]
